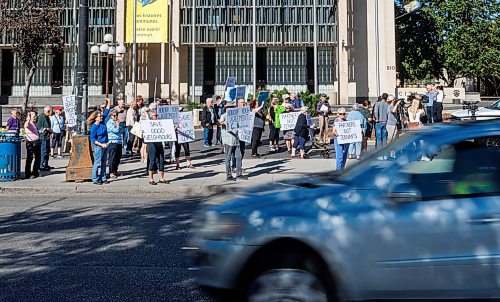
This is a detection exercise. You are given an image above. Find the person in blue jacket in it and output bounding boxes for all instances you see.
[88,110,109,185]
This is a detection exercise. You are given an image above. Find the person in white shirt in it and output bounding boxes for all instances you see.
[434,85,444,122]
[50,106,65,158]
[407,98,426,128]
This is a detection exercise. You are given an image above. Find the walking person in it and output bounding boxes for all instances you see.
[359,100,372,153]
[5,109,20,134]
[201,98,217,147]
[332,108,350,171]
[435,85,444,122]
[250,99,265,158]
[219,102,247,181]
[291,106,312,159]
[267,98,280,152]
[126,100,139,155]
[146,112,168,185]
[37,106,53,171]
[106,109,123,179]
[88,110,109,185]
[373,93,389,148]
[50,106,65,158]
[24,111,41,179]
[316,94,331,144]
[425,85,436,124]
[346,104,367,160]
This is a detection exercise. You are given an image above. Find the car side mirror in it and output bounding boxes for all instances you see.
[386,183,422,203]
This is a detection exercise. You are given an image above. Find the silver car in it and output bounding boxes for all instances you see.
[186,121,500,302]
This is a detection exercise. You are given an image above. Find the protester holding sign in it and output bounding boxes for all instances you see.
[50,106,65,158]
[331,107,350,171]
[219,102,248,181]
[282,104,295,153]
[145,112,168,185]
[291,106,312,159]
[267,98,281,152]
[175,108,194,170]
[346,104,367,160]
[250,99,265,158]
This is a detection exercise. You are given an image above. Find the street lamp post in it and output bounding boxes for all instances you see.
[90,34,126,101]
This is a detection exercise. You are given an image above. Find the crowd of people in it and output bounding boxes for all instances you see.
[3,86,445,183]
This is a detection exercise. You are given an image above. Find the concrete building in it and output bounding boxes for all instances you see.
[1,0,396,109]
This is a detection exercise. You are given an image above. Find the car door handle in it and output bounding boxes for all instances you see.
[469,214,500,225]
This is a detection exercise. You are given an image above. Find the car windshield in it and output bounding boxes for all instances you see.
[336,132,424,183]
[487,100,500,110]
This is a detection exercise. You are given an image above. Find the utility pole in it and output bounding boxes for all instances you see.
[253,0,257,97]
[313,0,318,94]
[191,0,196,103]
[76,0,88,135]
[132,0,137,103]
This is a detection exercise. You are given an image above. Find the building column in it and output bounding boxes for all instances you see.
[114,0,126,102]
[337,0,349,105]
[379,0,397,96]
[170,0,182,104]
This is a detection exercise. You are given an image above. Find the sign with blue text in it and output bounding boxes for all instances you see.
[157,105,179,124]
[226,106,252,132]
[177,111,195,143]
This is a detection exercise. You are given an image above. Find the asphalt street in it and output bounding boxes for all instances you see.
[0,192,219,302]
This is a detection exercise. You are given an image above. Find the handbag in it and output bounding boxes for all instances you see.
[130,122,142,138]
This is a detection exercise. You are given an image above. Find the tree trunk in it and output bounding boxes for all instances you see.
[23,66,36,112]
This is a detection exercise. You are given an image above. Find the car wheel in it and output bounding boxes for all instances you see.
[246,255,335,302]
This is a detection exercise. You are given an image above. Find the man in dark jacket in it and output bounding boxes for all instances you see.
[291,106,311,159]
[201,98,217,147]
[37,106,53,171]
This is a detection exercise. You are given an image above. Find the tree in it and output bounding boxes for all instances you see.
[395,0,500,95]
[0,0,65,111]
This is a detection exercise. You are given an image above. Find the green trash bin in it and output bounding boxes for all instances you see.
[0,131,23,181]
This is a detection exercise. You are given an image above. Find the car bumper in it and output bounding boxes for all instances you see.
[185,240,259,289]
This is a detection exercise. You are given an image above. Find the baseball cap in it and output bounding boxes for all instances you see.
[282,94,290,100]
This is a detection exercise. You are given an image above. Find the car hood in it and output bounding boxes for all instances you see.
[451,107,500,118]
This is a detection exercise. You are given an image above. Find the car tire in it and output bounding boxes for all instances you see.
[245,252,337,302]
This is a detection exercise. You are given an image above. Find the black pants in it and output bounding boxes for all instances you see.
[435,102,443,122]
[126,126,135,152]
[107,143,122,174]
[25,140,41,178]
[251,127,264,155]
[174,142,190,158]
[40,138,50,169]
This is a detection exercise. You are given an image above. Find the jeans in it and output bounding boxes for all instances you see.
[147,143,165,172]
[25,140,41,178]
[225,144,242,177]
[120,123,128,148]
[40,138,50,169]
[232,140,245,168]
[292,136,306,150]
[426,106,434,124]
[334,138,350,171]
[92,145,108,183]
[349,141,362,157]
[375,122,388,147]
[107,143,122,174]
[216,126,222,144]
[203,127,214,146]
[126,126,135,153]
[251,127,263,155]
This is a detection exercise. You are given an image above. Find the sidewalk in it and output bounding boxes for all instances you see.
[0,156,337,194]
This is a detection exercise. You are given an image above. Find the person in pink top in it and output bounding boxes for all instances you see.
[24,111,41,179]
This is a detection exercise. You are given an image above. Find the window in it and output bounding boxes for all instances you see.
[400,136,500,199]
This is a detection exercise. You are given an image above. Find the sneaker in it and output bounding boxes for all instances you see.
[203,144,210,148]
[236,175,248,180]
[109,173,117,179]
[226,176,237,181]
[30,175,37,179]
[56,155,63,158]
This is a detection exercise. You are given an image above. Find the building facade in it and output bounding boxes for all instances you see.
[1,0,396,106]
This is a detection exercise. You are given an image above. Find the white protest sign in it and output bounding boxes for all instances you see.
[177,111,195,143]
[279,111,301,131]
[157,105,179,124]
[334,120,363,144]
[62,95,77,127]
[238,112,255,143]
[226,106,252,132]
[141,119,177,143]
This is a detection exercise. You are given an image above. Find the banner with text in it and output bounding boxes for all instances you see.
[157,105,179,124]
[141,119,176,143]
[225,76,236,88]
[238,112,255,143]
[226,106,251,132]
[126,0,169,43]
[177,111,195,143]
[62,95,77,127]
[334,120,362,144]
[279,111,301,131]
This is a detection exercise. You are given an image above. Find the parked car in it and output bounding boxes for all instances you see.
[451,99,500,121]
[186,120,500,302]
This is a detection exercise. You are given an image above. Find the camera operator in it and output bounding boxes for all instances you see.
[386,96,403,143]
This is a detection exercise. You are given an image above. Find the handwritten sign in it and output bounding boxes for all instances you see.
[238,112,255,143]
[177,111,195,143]
[279,111,301,131]
[257,91,269,109]
[157,105,179,124]
[334,120,362,144]
[225,76,236,88]
[226,106,251,131]
[62,95,77,127]
[235,86,247,101]
[141,119,176,143]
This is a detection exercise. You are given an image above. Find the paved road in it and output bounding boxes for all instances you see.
[0,192,218,302]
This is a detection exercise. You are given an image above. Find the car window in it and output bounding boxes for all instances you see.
[399,136,500,199]
[487,100,500,110]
